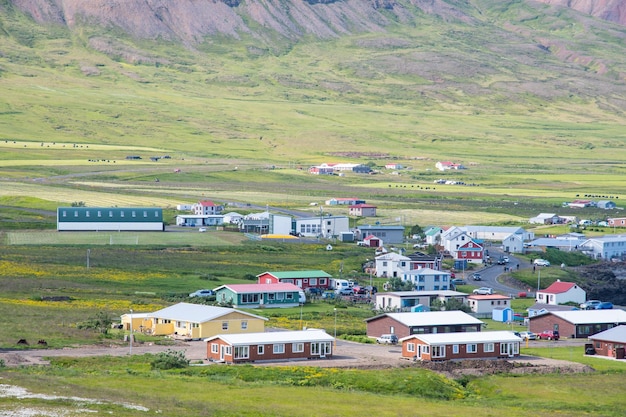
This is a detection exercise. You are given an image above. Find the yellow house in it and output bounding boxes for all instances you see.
[122,303,268,340]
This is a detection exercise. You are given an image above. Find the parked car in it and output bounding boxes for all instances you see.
[338,288,354,296]
[198,227,207,232]
[472,287,494,295]
[471,273,482,281]
[580,300,602,310]
[595,302,614,310]
[189,289,214,298]
[376,334,398,345]
[451,278,467,286]
[519,331,537,341]
[533,259,550,266]
[537,330,560,340]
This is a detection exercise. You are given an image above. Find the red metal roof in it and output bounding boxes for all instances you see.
[199,201,218,206]
[223,283,301,293]
[542,281,577,294]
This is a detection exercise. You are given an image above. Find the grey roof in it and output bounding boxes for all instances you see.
[527,303,578,312]
[205,329,334,345]
[148,302,268,323]
[367,311,483,326]
[589,325,626,342]
[377,290,467,298]
[400,330,521,345]
[531,309,626,324]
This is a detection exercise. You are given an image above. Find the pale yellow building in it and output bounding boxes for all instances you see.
[121,303,268,339]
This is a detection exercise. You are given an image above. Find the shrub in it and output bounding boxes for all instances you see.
[150,349,189,370]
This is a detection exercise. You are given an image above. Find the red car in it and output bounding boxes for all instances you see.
[537,330,560,340]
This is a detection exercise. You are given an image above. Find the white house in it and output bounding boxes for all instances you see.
[441,228,483,263]
[529,213,562,225]
[223,212,244,224]
[580,235,626,260]
[401,268,451,291]
[463,226,534,242]
[375,252,411,278]
[536,280,586,306]
[192,201,224,216]
[467,294,511,315]
[294,215,350,238]
[424,226,443,246]
[502,233,524,254]
[374,290,468,312]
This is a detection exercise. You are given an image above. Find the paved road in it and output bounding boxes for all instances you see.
[462,247,531,296]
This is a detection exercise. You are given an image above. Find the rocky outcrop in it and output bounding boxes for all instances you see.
[7,0,474,43]
[535,0,626,26]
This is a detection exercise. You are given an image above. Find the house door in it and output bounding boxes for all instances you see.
[220,345,226,361]
[296,279,303,288]
[417,345,422,360]
[500,342,515,357]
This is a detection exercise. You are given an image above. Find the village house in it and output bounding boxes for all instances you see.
[529,310,626,338]
[466,294,512,316]
[435,161,466,171]
[580,235,626,260]
[588,326,626,359]
[356,225,405,244]
[463,226,534,242]
[400,331,521,361]
[536,280,586,306]
[366,310,483,340]
[205,329,334,364]
[597,200,617,210]
[121,303,268,339]
[325,197,366,206]
[526,302,578,318]
[401,268,451,291]
[192,201,224,216]
[529,213,564,225]
[295,215,350,238]
[256,270,332,292]
[175,214,224,227]
[374,290,468,311]
[214,283,305,309]
[348,203,377,217]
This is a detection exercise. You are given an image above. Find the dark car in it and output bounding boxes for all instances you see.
[537,330,560,340]
[471,273,482,281]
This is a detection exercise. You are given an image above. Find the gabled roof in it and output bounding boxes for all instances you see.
[148,303,267,323]
[589,325,626,342]
[215,283,302,294]
[527,303,577,312]
[198,201,219,206]
[350,204,377,208]
[205,329,334,345]
[539,281,580,294]
[258,270,332,279]
[403,268,449,276]
[375,290,466,299]
[530,309,626,325]
[366,311,482,326]
[375,252,410,261]
[400,330,521,344]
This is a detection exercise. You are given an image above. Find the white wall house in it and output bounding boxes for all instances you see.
[294,216,350,238]
[192,201,224,215]
[375,252,411,278]
[580,235,626,260]
[467,294,511,315]
[464,226,534,242]
[536,280,586,306]
[502,233,524,254]
[401,268,451,291]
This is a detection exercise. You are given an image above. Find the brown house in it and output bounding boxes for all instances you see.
[588,325,626,359]
[365,311,483,340]
[205,329,334,364]
[400,331,521,361]
[529,309,626,339]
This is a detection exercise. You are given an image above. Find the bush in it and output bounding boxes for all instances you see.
[150,349,189,370]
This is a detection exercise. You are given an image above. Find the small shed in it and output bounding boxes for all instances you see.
[340,232,354,242]
[492,307,514,323]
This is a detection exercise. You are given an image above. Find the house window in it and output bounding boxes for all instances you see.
[143,211,147,217]
[211,343,219,354]
[452,344,459,354]
[310,278,317,285]
[267,293,276,301]
[277,293,285,300]
[407,343,415,353]
[273,344,285,354]
[62,211,67,217]
[286,293,293,300]
[293,343,304,353]
[225,346,232,355]
[97,211,102,217]
[242,293,260,303]
[154,211,159,218]
[234,346,249,359]
[191,323,199,328]
[74,211,79,217]
[422,346,430,354]
[132,211,136,217]
[109,211,113,217]
[382,262,388,267]
[85,211,90,217]
[320,279,326,285]
[484,343,494,353]
[222,321,229,331]
[176,321,182,327]
[432,346,445,358]
[258,345,265,355]
[241,321,248,330]
[120,211,124,217]
[467,344,477,353]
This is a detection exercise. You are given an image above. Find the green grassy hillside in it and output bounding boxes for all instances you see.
[0,0,625,221]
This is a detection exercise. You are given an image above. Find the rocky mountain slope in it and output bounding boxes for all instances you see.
[536,0,626,26]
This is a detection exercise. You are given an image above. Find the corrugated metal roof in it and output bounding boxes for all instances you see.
[217,283,302,293]
[370,311,483,326]
[259,270,332,279]
[148,303,268,323]
[589,325,626,342]
[545,309,626,324]
[401,330,521,345]
[541,281,578,294]
[205,329,334,345]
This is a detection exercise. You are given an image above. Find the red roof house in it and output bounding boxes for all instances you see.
[536,280,586,306]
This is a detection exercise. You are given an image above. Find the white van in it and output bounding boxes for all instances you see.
[298,290,306,304]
